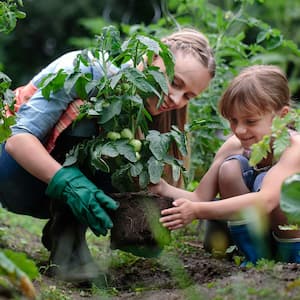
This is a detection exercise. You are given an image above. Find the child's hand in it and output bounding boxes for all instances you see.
[160,198,197,230]
[148,178,168,196]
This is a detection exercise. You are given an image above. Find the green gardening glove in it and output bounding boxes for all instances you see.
[45,166,118,236]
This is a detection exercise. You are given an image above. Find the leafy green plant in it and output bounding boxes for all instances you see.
[243,108,300,229]
[280,174,300,229]
[163,0,300,181]
[0,0,25,143]
[0,249,38,299]
[249,109,300,166]
[0,0,25,34]
[40,25,188,192]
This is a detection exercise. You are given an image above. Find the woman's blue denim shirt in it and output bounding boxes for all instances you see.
[10,50,121,143]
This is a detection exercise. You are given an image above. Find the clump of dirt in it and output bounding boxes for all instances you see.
[109,192,173,258]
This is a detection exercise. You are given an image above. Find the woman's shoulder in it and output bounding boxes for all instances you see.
[32,50,82,86]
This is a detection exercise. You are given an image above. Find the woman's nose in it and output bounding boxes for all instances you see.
[169,92,183,107]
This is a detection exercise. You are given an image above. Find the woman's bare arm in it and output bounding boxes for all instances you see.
[5,133,61,183]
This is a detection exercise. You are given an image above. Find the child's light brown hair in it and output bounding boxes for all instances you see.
[219,65,291,119]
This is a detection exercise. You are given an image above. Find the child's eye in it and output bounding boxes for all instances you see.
[246,119,258,125]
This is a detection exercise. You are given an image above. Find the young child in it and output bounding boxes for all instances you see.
[150,65,300,264]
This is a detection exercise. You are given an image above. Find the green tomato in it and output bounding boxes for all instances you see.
[129,139,142,152]
[121,128,134,140]
[135,152,141,161]
[107,131,121,140]
[102,101,110,108]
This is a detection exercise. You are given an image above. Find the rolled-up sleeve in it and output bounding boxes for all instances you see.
[11,88,73,140]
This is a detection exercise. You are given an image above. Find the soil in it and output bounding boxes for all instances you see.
[109,192,173,258]
[1,212,300,299]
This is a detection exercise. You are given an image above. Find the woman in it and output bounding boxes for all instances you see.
[0,28,215,282]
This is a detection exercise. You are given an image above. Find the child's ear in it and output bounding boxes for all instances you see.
[280,106,290,117]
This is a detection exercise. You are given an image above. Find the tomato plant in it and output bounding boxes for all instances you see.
[41,25,188,192]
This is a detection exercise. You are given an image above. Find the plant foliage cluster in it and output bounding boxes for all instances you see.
[0,0,26,143]
[40,25,188,192]
[0,1,39,299]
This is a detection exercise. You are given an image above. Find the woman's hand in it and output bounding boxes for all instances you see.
[160,198,198,230]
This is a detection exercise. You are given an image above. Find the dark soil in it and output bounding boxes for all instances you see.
[109,192,173,258]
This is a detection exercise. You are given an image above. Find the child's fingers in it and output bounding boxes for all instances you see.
[161,218,183,230]
[160,212,181,223]
[161,207,178,215]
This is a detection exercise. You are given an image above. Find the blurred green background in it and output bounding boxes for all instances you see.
[1,0,300,88]
[2,0,300,183]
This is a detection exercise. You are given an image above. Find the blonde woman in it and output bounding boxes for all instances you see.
[0,28,215,282]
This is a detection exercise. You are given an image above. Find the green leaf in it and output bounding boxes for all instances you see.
[101,142,119,157]
[148,69,168,95]
[256,30,268,44]
[273,129,290,160]
[115,139,138,162]
[146,130,170,160]
[147,157,164,184]
[39,70,67,99]
[139,169,150,189]
[110,72,123,89]
[266,35,283,50]
[4,250,38,280]
[280,174,300,225]
[63,146,79,167]
[130,161,143,177]
[158,41,175,80]
[91,154,110,172]
[171,163,181,182]
[123,68,160,97]
[136,35,161,54]
[170,126,188,156]
[98,99,122,123]
[249,136,271,166]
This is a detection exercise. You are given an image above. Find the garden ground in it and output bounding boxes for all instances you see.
[1,210,300,299]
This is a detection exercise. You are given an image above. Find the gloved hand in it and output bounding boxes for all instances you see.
[45,166,118,236]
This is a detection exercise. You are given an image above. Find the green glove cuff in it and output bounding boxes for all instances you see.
[45,166,118,236]
[46,166,83,199]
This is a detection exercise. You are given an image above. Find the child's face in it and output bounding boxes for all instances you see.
[145,52,211,116]
[228,107,275,150]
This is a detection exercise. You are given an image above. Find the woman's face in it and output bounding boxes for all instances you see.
[145,52,212,116]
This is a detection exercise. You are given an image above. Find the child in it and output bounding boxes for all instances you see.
[150,65,300,264]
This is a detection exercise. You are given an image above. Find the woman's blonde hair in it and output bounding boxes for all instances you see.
[161,28,215,78]
[151,28,215,186]
[219,65,291,119]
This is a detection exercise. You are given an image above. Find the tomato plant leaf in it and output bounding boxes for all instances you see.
[148,156,164,184]
[280,174,300,226]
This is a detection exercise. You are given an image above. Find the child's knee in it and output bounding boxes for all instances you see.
[218,159,242,186]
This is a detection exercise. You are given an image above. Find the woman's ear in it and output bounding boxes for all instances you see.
[280,105,290,117]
